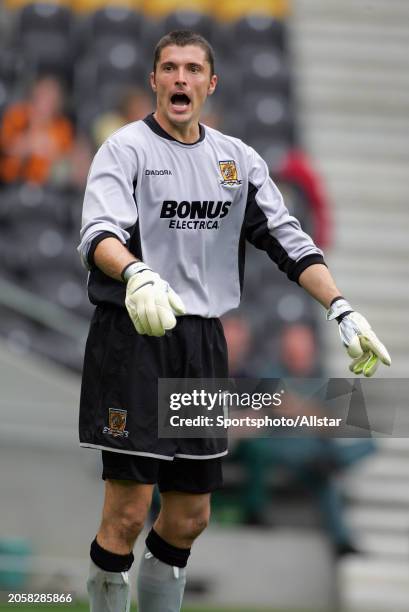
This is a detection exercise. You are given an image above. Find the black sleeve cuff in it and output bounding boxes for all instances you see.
[289,254,327,284]
[87,232,123,267]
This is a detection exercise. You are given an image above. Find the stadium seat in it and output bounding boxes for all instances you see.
[81,5,142,44]
[96,43,145,108]
[71,0,136,13]
[20,31,73,77]
[142,0,212,19]
[0,310,38,357]
[161,10,215,44]
[1,185,71,230]
[0,48,24,86]
[72,53,98,102]
[0,236,31,279]
[5,0,68,10]
[73,5,146,108]
[63,189,83,233]
[260,285,310,323]
[239,47,291,96]
[33,327,86,371]
[0,308,86,372]
[75,99,102,134]
[15,3,74,76]
[249,137,290,172]
[242,94,295,142]
[18,2,72,35]
[275,180,314,238]
[0,78,11,116]
[28,268,91,316]
[73,41,145,122]
[234,14,287,51]
[7,221,73,276]
[213,0,289,22]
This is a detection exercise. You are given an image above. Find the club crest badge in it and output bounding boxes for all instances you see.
[219,160,242,186]
[103,408,129,438]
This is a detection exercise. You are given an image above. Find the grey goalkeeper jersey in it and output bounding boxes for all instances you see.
[78,114,325,317]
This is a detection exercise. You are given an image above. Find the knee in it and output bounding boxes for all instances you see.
[171,511,210,543]
[103,506,146,544]
[188,514,210,540]
[119,509,146,541]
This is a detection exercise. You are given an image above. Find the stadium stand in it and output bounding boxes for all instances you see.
[1,3,407,611]
[0,0,306,374]
[14,2,74,78]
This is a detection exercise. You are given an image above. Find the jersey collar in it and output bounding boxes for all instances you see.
[143,113,205,145]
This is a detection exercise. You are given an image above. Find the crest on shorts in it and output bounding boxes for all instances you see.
[219,160,242,186]
[103,408,129,438]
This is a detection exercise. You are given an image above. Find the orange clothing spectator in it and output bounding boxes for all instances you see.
[0,77,73,185]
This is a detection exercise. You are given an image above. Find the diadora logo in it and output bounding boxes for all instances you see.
[145,169,172,175]
[160,200,232,230]
[219,160,242,186]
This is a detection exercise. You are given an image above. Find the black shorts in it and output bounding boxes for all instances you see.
[79,306,228,466]
[102,451,223,493]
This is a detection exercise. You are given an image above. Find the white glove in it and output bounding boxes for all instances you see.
[326,297,391,377]
[123,262,185,336]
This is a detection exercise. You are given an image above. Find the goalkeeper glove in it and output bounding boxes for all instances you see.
[326,297,391,377]
[123,262,185,336]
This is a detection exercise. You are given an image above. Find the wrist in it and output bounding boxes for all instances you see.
[326,296,354,322]
[121,261,151,283]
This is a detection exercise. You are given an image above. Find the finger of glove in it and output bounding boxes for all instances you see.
[134,317,145,335]
[350,352,379,377]
[137,304,153,336]
[157,304,177,331]
[125,297,146,335]
[362,353,379,377]
[360,331,391,366]
[346,335,364,359]
[154,291,177,330]
[349,351,371,375]
[167,288,186,316]
[145,295,166,337]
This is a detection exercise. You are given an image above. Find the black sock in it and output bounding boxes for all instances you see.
[145,528,190,568]
[90,537,134,572]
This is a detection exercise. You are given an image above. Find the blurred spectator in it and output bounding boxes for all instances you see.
[92,87,222,148]
[226,318,374,557]
[277,149,333,249]
[274,322,321,377]
[222,314,254,378]
[200,98,222,130]
[92,87,153,148]
[0,75,74,185]
[67,134,93,191]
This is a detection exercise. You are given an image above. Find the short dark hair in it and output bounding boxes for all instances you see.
[153,30,215,76]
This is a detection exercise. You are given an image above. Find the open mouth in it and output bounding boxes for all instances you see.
[170,93,191,111]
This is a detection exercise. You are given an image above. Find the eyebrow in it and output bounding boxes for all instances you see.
[160,60,205,68]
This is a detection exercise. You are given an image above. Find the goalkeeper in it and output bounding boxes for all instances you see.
[77,30,390,612]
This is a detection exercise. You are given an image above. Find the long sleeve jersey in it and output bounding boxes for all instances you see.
[78,114,325,318]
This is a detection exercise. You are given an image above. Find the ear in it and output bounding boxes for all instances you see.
[150,72,157,92]
[207,74,218,97]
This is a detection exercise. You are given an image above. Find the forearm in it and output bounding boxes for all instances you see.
[93,237,139,282]
[298,263,341,309]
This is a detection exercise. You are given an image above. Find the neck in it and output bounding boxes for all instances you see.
[153,111,200,144]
